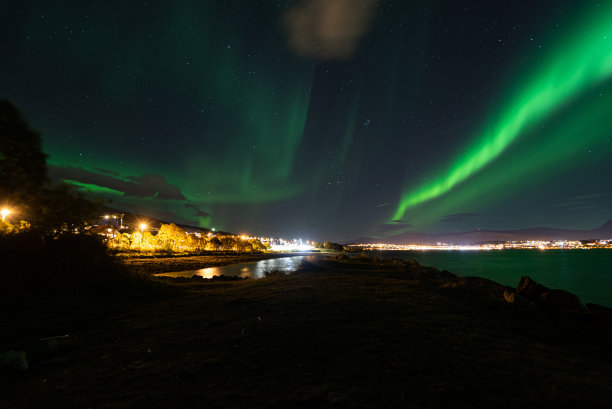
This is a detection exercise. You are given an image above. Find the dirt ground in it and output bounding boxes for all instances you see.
[2,256,612,408]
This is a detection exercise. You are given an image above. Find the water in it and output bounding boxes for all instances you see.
[371,249,612,307]
[156,250,612,307]
[156,255,312,280]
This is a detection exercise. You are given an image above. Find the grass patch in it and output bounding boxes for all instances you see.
[0,233,145,296]
[0,233,157,350]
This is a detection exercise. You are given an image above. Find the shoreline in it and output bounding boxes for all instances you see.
[122,249,612,307]
[120,251,323,275]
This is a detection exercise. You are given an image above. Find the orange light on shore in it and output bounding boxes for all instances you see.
[139,223,147,246]
[1,208,11,222]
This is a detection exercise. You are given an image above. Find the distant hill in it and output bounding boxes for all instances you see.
[98,206,233,235]
[350,220,612,245]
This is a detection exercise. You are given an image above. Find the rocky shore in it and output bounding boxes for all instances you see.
[2,255,611,408]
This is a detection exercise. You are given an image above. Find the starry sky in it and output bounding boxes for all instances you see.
[2,1,611,242]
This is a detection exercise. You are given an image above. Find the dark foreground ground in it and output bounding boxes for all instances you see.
[2,255,612,408]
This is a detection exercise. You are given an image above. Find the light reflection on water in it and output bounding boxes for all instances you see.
[157,256,313,279]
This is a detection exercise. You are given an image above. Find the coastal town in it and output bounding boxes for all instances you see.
[348,239,612,251]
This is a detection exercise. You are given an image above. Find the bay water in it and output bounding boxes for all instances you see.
[371,249,612,307]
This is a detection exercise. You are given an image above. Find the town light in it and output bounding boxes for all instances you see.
[1,208,11,222]
[140,223,147,246]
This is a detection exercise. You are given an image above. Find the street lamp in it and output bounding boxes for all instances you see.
[1,208,11,222]
[140,223,147,247]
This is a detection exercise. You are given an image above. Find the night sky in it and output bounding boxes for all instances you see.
[2,1,611,242]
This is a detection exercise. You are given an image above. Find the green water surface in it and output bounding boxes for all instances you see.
[374,249,612,307]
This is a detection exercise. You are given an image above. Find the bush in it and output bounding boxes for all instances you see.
[0,233,142,297]
[248,239,266,251]
[323,241,344,251]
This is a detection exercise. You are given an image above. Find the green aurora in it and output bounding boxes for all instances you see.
[392,3,612,224]
[3,1,611,239]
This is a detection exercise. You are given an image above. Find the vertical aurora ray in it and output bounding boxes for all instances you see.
[393,3,612,221]
[116,1,317,205]
[183,68,314,204]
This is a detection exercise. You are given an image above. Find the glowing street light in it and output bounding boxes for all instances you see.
[140,223,147,246]
[1,208,11,222]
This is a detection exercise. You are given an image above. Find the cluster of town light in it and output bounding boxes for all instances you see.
[348,239,612,250]
[96,216,316,252]
[222,233,314,251]
[270,239,314,251]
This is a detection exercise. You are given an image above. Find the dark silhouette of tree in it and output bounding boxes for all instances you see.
[205,237,222,251]
[220,237,237,251]
[236,239,253,252]
[41,184,101,233]
[248,238,266,251]
[0,100,47,218]
[0,100,100,234]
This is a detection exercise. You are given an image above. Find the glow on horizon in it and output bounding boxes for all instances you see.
[393,3,612,221]
[270,243,314,252]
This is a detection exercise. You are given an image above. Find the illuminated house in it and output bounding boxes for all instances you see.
[97,213,124,228]
[90,225,119,238]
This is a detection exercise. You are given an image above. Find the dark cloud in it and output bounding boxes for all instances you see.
[93,167,123,178]
[184,203,211,218]
[48,165,186,200]
[125,174,186,200]
[440,213,479,223]
[391,219,411,225]
[283,0,379,60]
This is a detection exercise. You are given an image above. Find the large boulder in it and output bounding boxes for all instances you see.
[516,276,548,299]
[539,289,584,312]
[503,290,540,313]
[516,276,584,313]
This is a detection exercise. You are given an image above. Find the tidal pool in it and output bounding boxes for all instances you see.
[156,255,313,279]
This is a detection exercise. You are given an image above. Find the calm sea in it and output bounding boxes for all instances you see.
[370,249,612,307]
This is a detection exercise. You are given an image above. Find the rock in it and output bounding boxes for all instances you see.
[406,258,420,267]
[503,290,516,303]
[586,303,612,312]
[516,276,548,300]
[503,290,541,314]
[390,258,406,267]
[438,270,457,279]
[516,276,584,313]
[581,303,612,338]
[539,289,584,312]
